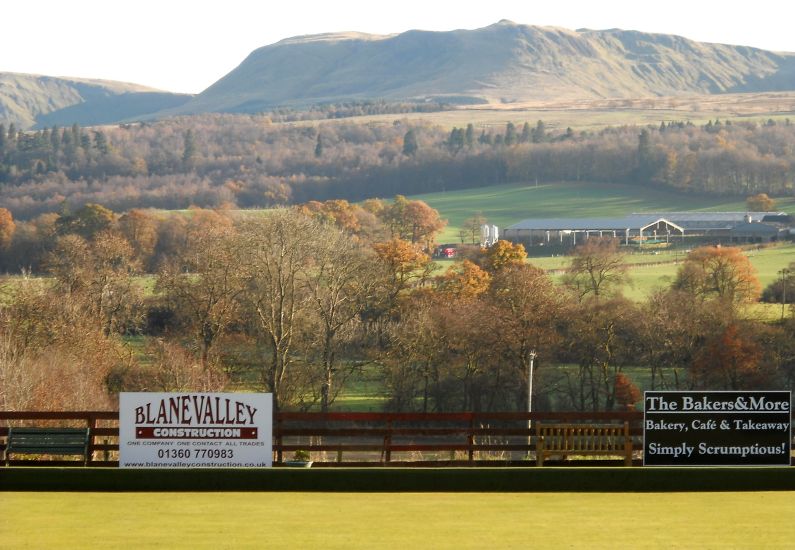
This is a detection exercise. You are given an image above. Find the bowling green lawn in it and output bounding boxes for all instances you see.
[2,492,794,548]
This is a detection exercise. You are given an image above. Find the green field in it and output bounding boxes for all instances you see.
[525,242,795,301]
[412,181,794,306]
[2,491,793,548]
[410,181,795,244]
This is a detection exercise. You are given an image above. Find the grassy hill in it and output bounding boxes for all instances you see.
[0,72,191,129]
[7,21,795,127]
[411,181,795,243]
[165,21,795,116]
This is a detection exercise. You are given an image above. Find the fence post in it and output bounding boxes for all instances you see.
[275,415,283,464]
[467,415,475,462]
[623,421,633,467]
[87,415,97,466]
[383,418,392,464]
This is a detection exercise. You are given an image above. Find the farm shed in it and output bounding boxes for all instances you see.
[503,212,788,248]
[729,221,780,243]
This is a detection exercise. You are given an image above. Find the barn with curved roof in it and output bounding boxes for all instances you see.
[503,212,789,248]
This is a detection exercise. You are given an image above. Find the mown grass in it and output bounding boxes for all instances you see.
[330,364,387,411]
[1,491,792,549]
[745,244,795,286]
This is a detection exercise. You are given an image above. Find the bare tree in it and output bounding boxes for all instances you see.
[462,212,486,244]
[237,209,320,411]
[148,339,228,392]
[638,289,727,390]
[46,231,143,336]
[156,212,241,369]
[561,296,642,411]
[563,238,630,300]
[0,279,127,410]
[490,264,566,409]
[303,228,379,412]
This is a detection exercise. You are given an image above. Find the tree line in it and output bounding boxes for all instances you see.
[1,115,794,219]
[1,200,793,413]
[261,100,453,123]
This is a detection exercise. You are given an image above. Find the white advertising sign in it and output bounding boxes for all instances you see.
[119,392,272,468]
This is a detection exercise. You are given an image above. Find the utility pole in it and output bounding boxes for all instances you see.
[527,350,537,456]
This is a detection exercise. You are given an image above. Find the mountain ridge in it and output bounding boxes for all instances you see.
[4,21,795,127]
[0,73,191,129]
[164,21,795,116]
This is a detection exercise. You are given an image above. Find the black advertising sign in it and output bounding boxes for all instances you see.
[644,391,791,466]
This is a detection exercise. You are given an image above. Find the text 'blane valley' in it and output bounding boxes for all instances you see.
[135,395,258,425]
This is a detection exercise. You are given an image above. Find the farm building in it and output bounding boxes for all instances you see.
[503,212,791,248]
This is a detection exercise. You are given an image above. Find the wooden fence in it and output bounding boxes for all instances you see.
[2,410,792,467]
[273,411,645,466]
[1,411,118,467]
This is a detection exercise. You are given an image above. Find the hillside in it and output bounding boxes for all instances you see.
[6,22,795,125]
[0,73,191,129]
[166,20,795,115]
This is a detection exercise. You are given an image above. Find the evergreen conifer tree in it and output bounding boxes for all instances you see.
[314,134,323,158]
[50,125,60,152]
[402,129,418,156]
[504,122,517,145]
[531,120,546,143]
[94,131,109,155]
[465,124,475,148]
[182,129,196,168]
[520,122,531,143]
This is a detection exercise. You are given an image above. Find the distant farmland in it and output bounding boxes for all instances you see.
[412,180,794,311]
[325,92,795,132]
[410,181,795,244]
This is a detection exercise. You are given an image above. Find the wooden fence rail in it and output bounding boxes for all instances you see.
[0,410,642,467]
[2,410,792,467]
[6,411,795,466]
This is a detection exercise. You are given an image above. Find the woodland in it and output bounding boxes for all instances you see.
[1,114,795,220]
[1,196,793,413]
[1,110,795,413]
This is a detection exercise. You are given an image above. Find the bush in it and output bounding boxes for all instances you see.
[761,279,795,303]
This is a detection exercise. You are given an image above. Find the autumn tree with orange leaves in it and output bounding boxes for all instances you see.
[481,240,527,273]
[614,372,642,410]
[746,193,776,212]
[382,195,446,250]
[436,260,491,299]
[372,238,434,307]
[0,208,15,250]
[692,323,768,390]
[674,246,761,305]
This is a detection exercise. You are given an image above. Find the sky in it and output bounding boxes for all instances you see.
[4,1,795,94]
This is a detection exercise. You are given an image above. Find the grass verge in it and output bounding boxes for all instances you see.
[1,490,793,549]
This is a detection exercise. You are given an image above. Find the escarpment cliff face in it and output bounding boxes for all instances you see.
[169,20,795,114]
[6,20,795,127]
